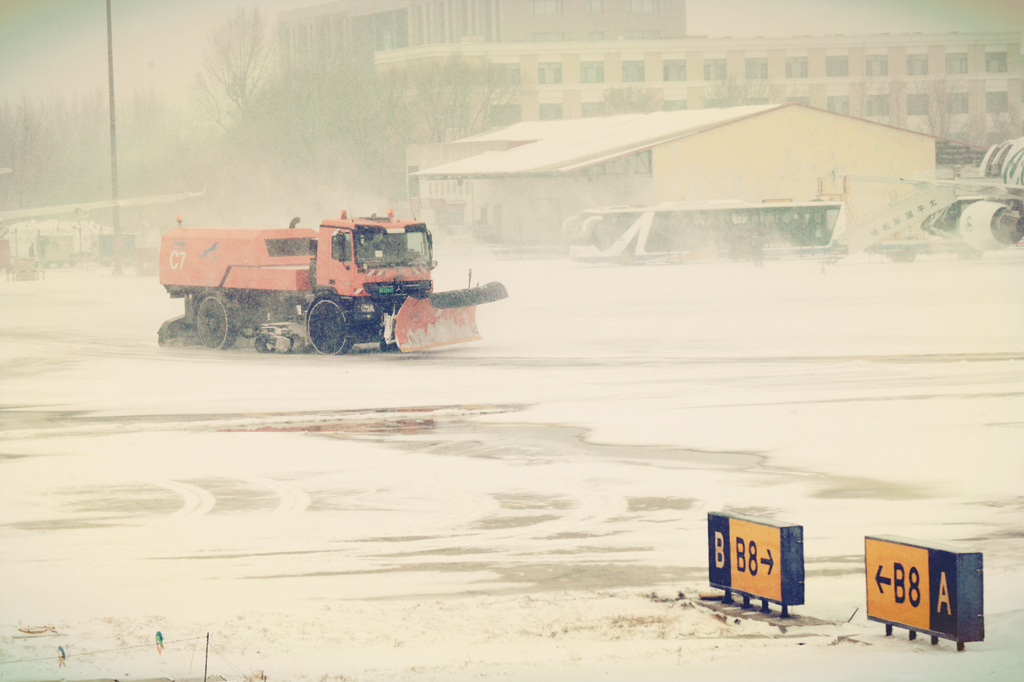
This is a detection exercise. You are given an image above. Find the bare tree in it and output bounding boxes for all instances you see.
[406,55,520,143]
[860,77,896,127]
[191,7,275,129]
[906,77,969,143]
[704,79,773,109]
[0,93,110,211]
[604,86,659,115]
[986,112,1019,147]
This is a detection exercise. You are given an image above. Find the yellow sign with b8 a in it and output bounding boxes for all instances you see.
[865,536,983,650]
[708,512,804,614]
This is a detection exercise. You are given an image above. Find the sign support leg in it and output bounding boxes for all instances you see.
[909,630,916,641]
[885,624,893,636]
[722,589,733,605]
[760,599,770,614]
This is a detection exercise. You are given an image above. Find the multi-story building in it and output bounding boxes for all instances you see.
[278,0,688,67]
[278,1,1021,145]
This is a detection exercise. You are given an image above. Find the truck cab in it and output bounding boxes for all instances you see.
[309,214,437,352]
[316,216,433,290]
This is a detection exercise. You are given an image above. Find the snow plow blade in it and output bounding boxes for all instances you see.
[395,282,508,352]
[157,315,199,346]
[426,281,509,308]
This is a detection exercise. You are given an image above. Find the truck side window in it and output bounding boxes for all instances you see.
[332,231,352,261]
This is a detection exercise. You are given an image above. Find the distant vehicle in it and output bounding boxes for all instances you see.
[569,135,1024,267]
[0,188,204,267]
[98,233,136,265]
[35,235,74,267]
[157,211,507,354]
[567,200,844,265]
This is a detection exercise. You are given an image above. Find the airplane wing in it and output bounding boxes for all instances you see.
[900,177,1024,198]
[0,188,205,222]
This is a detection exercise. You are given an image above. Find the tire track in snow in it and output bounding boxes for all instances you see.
[148,480,216,525]
[234,475,311,517]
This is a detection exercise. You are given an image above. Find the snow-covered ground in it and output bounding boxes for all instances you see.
[1,245,1022,681]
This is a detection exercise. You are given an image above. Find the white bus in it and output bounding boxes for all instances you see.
[567,200,845,265]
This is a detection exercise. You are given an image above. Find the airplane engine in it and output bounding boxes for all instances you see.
[957,200,1024,252]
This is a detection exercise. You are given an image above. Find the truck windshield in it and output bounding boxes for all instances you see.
[354,226,431,267]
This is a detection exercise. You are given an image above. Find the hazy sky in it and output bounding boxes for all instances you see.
[0,0,1020,102]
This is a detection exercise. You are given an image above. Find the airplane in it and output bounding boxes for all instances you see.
[0,187,205,226]
[842,136,1024,257]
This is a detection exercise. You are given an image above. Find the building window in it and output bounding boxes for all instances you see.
[587,0,603,12]
[866,94,890,117]
[906,93,929,116]
[581,101,605,117]
[588,31,604,40]
[663,99,687,110]
[539,103,563,120]
[946,52,968,74]
[985,52,1007,73]
[538,62,562,84]
[663,59,686,81]
[865,55,888,77]
[628,0,660,12]
[906,54,929,76]
[745,58,768,80]
[494,63,521,85]
[786,96,810,105]
[622,60,645,82]
[948,92,968,115]
[827,96,850,114]
[986,91,1009,113]
[786,57,808,78]
[531,32,565,41]
[826,56,849,77]
[532,0,562,15]
[626,30,661,39]
[704,58,727,81]
[581,61,605,83]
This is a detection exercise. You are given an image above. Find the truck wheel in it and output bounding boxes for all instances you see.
[196,295,238,349]
[307,298,352,355]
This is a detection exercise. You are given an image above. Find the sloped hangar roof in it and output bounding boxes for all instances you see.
[415,104,781,178]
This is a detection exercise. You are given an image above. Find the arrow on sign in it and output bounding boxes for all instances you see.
[875,565,892,593]
[760,548,774,574]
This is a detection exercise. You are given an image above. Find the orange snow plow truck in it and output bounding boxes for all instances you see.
[158,212,507,354]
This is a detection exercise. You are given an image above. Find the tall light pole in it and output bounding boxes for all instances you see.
[106,0,122,275]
